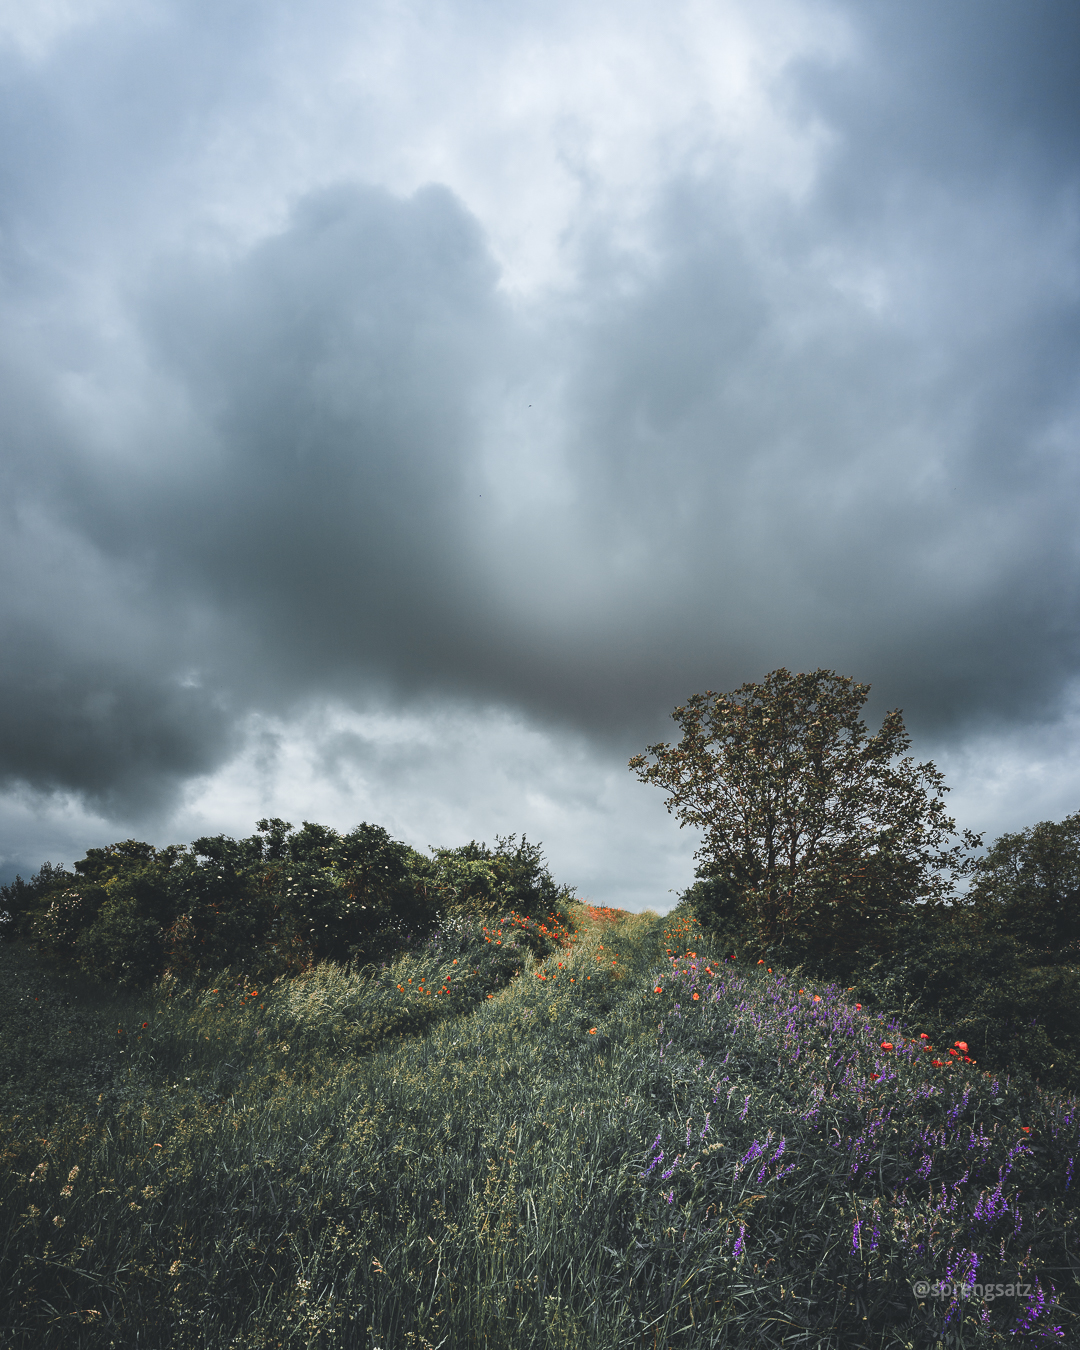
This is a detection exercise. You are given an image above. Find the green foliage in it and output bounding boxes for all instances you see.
[0,862,77,942]
[6,820,574,994]
[412,834,575,928]
[966,810,1080,957]
[630,667,981,964]
[677,872,748,955]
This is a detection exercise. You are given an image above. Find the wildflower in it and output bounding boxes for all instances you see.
[813,995,821,1003]
[588,1028,597,1035]
[955,1041,968,1053]
[757,959,764,965]
[869,1073,880,1082]
[692,993,700,1001]
[931,1059,945,1067]
[142,1022,149,1029]
[855,1003,862,1010]
[1021,1127,1031,1134]
[920,1033,929,1040]
[655,986,662,994]
[880,1042,894,1051]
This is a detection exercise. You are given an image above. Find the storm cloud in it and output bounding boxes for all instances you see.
[1,0,1079,903]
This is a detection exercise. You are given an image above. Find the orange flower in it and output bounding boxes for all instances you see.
[855,1004,862,1010]
[692,993,700,1001]
[1021,1126,1031,1134]
[880,1042,894,1051]
[813,995,821,1003]
[954,1041,968,1053]
[655,986,662,993]
[588,1028,597,1035]
[919,1033,929,1040]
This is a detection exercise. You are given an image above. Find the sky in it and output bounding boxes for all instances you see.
[1,0,1079,910]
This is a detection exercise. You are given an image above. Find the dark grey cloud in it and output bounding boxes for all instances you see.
[1,0,1079,890]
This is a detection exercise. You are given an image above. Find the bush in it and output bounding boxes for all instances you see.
[8,821,574,995]
[410,835,575,930]
[0,862,77,942]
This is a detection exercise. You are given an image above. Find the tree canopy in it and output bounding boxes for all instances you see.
[630,668,981,960]
[966,811,1080,956]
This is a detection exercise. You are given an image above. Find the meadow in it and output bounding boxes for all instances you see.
[1,898,1078,1349]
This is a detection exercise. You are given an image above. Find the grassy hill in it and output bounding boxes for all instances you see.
[1,900,1078,1348]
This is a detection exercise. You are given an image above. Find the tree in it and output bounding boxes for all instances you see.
[629,668,980,961]
[966,812,1080,957]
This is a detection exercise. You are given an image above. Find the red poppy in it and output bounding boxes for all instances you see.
[880,1042,894,1051]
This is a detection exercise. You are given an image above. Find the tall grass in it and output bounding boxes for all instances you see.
[1,901,1077,1347]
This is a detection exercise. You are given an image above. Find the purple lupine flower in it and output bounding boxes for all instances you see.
[739,1094,751,1122]
[916,1155,933,1180]
[1013,1281,1047,1335]
[732,1224,745,1260]
[641,1150,663,1178]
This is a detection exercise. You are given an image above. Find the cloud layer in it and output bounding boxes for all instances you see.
[1,0,1079,900]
